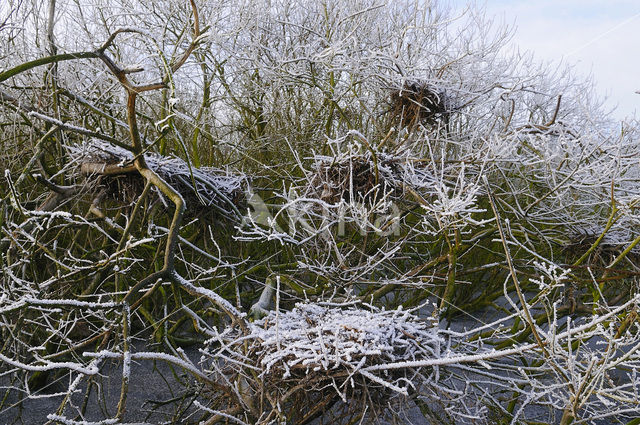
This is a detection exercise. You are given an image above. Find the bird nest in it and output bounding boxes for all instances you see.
[67,140,247,221]
[309,153,403,205]
[306,149,437,208]
[390,81,451,128]
[200,302,442,422]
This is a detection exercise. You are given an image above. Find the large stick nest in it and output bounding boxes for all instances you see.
[310,154,395,204]
[201,302,443,421]
[308,151,436,206]
[390,81,452,128]
[67,140,247,221]
[253,303,440,383]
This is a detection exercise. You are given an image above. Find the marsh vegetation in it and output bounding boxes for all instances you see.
[1,0,639,423]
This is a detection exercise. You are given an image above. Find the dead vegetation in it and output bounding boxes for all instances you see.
[68,140,248,221]
[199,301,443,424]
[310,155,396,204]
[2,1,640,424]
[306,132,437,207]
[389,81,452,129]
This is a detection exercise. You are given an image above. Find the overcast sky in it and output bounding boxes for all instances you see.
[447,0,640,120]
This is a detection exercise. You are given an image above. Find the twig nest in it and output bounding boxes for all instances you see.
[311,154,393,204]
[67,140,248,220]
[251,302,442,389]
[307,152,437,207]
[199,301,444,422]
[390,81,451,128]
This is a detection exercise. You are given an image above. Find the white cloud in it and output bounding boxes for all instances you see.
[448,0,640,119]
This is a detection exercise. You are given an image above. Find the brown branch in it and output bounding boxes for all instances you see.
[80,162,137,175]
[33,174,78,196]
[170,0,201,74]
[503,98,515,132]
[545,94,562,127]
[97,27,146,53]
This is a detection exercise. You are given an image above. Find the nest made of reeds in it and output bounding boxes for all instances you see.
[309,154,401,205]
[564,225,640,265]
[200,302,443,422]
[67,140,247,221]
[390,81,451,129]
